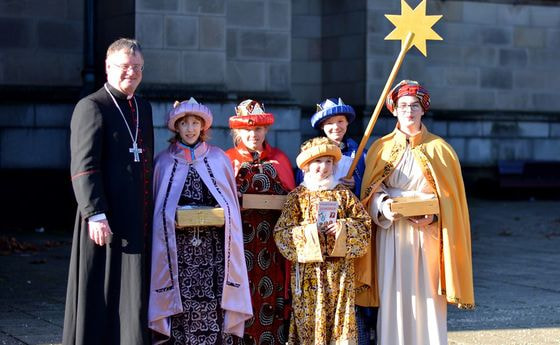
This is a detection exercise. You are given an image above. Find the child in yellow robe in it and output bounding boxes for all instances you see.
[274,137,372,344]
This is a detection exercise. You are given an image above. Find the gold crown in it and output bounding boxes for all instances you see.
[235,99,265,116]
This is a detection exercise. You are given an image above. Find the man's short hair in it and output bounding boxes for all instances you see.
[106,38,143,59]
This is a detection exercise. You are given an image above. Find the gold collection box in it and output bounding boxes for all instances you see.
[390,196,439,217]
[176,207,225,227]
[242,194,288,210]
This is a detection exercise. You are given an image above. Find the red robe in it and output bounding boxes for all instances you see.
[225,142,296,344]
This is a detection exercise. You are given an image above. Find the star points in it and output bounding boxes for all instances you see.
[385,0,443,56]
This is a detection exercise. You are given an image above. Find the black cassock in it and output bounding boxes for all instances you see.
[63,83,154,345]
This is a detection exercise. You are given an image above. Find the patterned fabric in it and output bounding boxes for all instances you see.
[273,184,372,345]
[235,153,290,345]
[178,165,218,206]
[169,166,234,345]
[385,80,430,113]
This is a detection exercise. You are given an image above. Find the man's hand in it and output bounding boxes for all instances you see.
[88,219,113,246]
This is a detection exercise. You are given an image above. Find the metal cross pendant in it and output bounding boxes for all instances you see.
[129,142,143,162]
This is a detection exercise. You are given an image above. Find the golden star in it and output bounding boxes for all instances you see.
[385,0,443,56]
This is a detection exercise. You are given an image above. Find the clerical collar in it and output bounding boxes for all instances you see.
[105,82,134,100]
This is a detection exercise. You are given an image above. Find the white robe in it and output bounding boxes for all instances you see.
[371,145,447,345]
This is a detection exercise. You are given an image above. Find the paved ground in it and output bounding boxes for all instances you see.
[1,198,559,345]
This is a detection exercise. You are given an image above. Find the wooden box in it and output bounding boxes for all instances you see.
[242,194,288,210]
[176,207,225,227]
[390,196,439,217]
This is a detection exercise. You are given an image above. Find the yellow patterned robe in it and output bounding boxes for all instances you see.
[274,184,372,345]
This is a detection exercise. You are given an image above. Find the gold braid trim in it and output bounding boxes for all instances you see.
[415,144,448,298]
[415,144,437,192]
[355,284,368,296]
[363,143,403,198]
[457,303,476,310]
[448,296,476,310]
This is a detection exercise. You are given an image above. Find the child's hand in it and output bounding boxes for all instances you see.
[323,222,338,236]
[339,176,355,189]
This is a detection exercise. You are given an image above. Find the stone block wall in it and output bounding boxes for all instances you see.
[137,0,292,94]
[366,0,560,113]
[363,113,560,167]
[322,0,367,106]
[362,0,560,167]
[0,0,83,86]
[136,0,227,87]
[0,104,73,169]
[1,0,559,171]
[291,0,322,105]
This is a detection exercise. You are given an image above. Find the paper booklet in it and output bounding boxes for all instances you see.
[317,201,339,231]
[317,201,340,256]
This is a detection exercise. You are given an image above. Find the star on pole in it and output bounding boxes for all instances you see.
[385,0,443,56]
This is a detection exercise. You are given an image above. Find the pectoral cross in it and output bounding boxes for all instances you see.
[129,142,143,162]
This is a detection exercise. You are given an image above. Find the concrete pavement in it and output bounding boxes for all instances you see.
[448,199,560,345]
[1,198,559,345]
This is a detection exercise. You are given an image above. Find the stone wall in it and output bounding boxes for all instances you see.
[291,0,322,105]
[366,0,560,112]
[363,113,560,168]
[363,0,560,167]
[0,103,73,169]
[1,0,559,171]
[0,0,83,86]
[136,0,292,94]
[322,0,367,106]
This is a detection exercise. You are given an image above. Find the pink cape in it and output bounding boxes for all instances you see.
[148,142,252,342]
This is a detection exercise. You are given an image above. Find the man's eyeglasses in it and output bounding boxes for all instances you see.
[112,64,144,72]
[396,103,422,112]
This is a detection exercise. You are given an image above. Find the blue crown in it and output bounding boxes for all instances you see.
[310,98,356,129]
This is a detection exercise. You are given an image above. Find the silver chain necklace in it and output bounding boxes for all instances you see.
[104,84,143,162]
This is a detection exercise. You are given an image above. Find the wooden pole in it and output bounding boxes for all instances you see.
[345,32,415,180]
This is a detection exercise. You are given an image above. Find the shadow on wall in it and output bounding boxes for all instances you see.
[464,162,560,201]
[0,169,76,233]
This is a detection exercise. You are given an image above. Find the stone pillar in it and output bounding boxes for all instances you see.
[94,0,136,88]
[322,0,367,106]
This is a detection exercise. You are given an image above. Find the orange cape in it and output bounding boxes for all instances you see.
[356,124,475,309]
